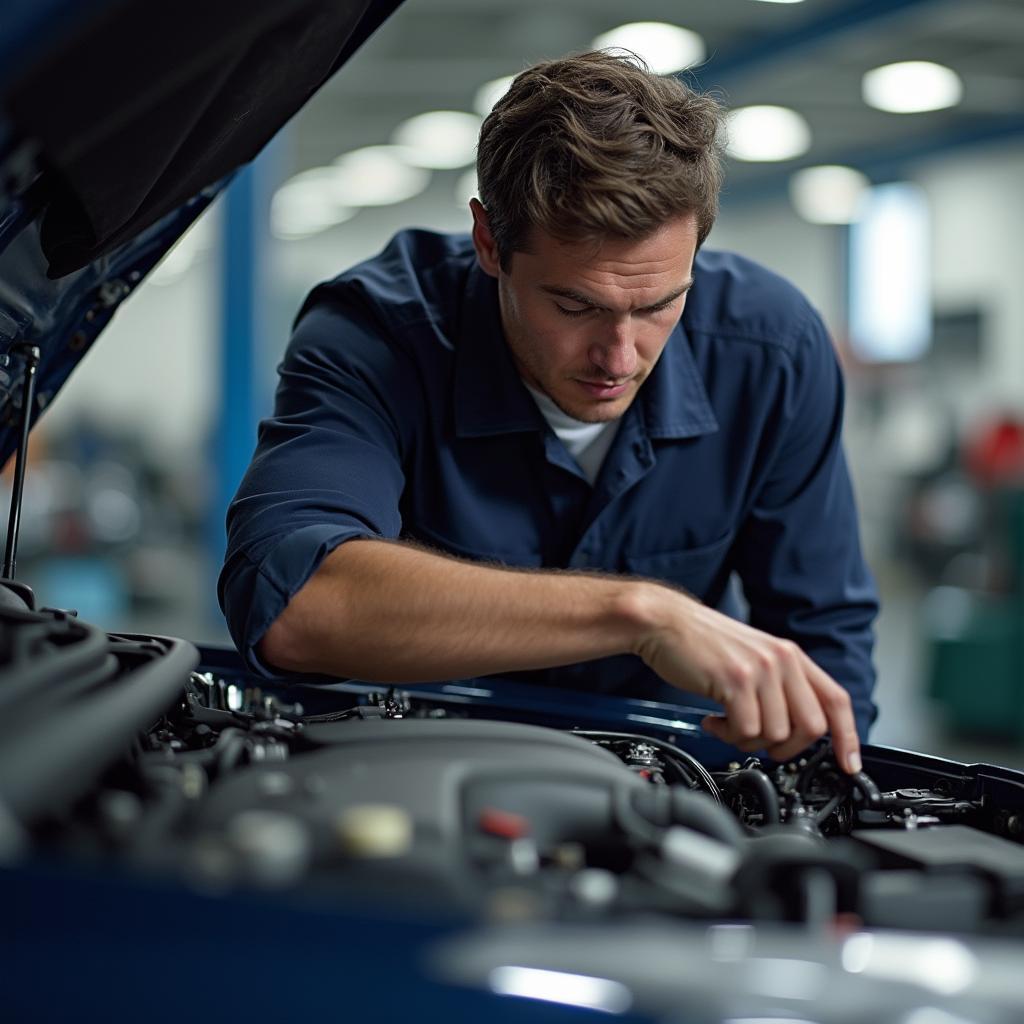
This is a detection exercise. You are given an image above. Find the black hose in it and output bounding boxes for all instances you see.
[628,783,746,847]
[615,785,665,847]
[850,770,885,809]
[814,793,842,825]
[720,769,781,826]
[796,743,832,798]
[668,786,747,846]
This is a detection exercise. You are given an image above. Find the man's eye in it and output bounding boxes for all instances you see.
[555,304,592,319]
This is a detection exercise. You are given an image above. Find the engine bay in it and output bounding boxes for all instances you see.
[6,605,1024,943]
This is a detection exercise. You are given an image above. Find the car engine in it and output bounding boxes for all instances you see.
[5,603,1024,945]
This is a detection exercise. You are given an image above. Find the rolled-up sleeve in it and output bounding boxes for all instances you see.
[731,309,879,738]
[218,286,423,676]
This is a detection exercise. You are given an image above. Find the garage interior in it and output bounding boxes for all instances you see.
[12,0,1024,765]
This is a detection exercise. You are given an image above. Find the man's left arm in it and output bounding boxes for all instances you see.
[730,308,880,739]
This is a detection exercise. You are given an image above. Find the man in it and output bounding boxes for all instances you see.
[220,52,878,775]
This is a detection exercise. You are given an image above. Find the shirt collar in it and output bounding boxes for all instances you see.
[641,318,720,439]
[454,260,718,441]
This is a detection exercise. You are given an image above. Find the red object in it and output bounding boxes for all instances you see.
[478,808,530,839]
[963,417,1024,487]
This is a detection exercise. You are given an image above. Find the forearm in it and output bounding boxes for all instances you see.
[256,535,862,773]
[258,538,656,680]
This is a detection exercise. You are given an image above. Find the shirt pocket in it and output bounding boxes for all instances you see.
[622,530,735,598]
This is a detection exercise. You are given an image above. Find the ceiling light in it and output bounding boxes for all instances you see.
[271,148,431,239]
[474,76,515,117]
[726,105,811,162]
[391,111,482,169]
[592,22,705,75]
[862,61,963,113]
[750,0,805,4]
[790,165,870,224]
[330,145,430,205]
[271,169,356,240]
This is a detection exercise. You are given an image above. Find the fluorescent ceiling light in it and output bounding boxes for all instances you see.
[454,169,478,209]
[272,147,431,239]
[391,111,482,169]
[331,145,430,205]
[592,22,705,75]
[726,105,811,162]
[271,196,352,240]
[790,165,870,224]
[862,61,963,113]
[474,75,515,117]
[750,0,805,4]
[271,169,356,240]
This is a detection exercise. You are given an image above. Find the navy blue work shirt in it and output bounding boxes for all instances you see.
[220,229,879,737]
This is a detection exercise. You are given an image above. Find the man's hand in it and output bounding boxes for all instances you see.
[633,588,861,774]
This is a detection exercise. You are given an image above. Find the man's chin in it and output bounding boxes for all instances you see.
[555,386,633,423]
[573,403,628,423]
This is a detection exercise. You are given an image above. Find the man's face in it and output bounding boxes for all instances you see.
[474,209,699,423]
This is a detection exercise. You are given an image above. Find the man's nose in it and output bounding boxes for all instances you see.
[589,319,638,380]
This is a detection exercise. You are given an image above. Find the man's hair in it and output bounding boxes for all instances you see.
[476,50,725,268]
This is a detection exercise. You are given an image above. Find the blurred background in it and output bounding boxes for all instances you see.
[9,0,1024,764]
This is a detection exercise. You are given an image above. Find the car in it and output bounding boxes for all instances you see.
[3,3,1024,1022]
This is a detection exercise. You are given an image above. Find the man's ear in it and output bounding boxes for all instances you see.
[469,198,501,278]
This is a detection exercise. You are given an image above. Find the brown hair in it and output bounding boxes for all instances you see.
[476,50,725,268]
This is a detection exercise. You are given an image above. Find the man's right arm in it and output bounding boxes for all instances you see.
[258,537,862,773]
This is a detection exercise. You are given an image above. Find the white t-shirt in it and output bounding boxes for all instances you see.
[525,383,621,486]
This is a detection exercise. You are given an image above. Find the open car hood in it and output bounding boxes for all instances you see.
[0,0,403,466]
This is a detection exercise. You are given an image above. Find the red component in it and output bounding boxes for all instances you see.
[478,808,530,839]
[963,417,1024,487]
[638,769,653,780]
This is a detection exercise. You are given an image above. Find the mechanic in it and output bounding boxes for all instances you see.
[220,51,878,775]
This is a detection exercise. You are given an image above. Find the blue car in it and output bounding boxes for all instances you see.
[2,3,1024,1022]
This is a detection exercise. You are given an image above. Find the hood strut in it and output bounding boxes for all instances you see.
[3,344,40,580]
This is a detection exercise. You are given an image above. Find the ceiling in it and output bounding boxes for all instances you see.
[289,0,1024,209]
